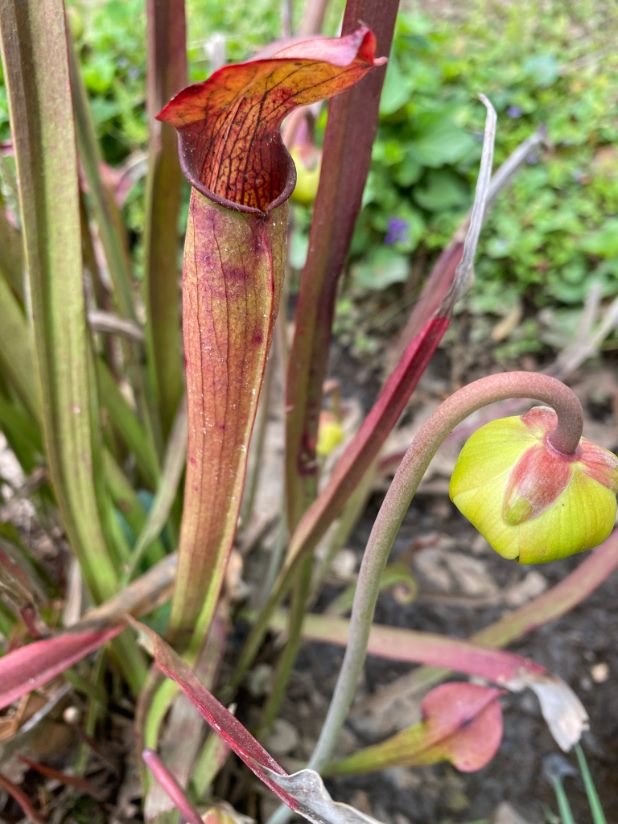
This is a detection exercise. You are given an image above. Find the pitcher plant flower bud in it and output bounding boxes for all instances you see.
[450,406,618,563]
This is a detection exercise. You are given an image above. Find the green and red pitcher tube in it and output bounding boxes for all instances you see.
[158,28,385,647]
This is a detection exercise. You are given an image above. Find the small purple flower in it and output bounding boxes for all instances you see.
[506,105,523,119]
[385,216,409,245]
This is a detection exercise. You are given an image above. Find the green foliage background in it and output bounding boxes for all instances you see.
[360,0,618,313]
[1,0,616,340]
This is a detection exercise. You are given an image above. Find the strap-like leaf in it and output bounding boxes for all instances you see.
[0,625,122,711]
[0,0,119,602]
[143,0,187,438]
[134,619,385,824]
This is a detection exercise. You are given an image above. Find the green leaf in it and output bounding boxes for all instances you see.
[0,393,41,474]
[0,1,146,689]
[393,153,422,186]
[522,54,560,88]
[413,169,470,211]
[68,33,161,469]
[67,37,135,322]
[581,219,618,258]
[123,402,186,583]
[97,361,159,489]
[408,114,477,167]
[352,247,409,290]
[0,208,24,298]
[0,272,38,418]
[379,56,410,116]
[0,0,119,601]
[143,0,186,439]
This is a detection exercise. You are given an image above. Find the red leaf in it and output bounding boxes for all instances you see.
[158,26,385,213]
[0,625,122,710]
[286,315,449,569]
[133,620,297,811]
[418,683,504,772]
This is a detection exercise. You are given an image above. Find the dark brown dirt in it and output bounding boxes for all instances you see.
[274,503,618,823]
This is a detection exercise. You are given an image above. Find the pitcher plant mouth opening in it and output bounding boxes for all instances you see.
[157,26,384,216]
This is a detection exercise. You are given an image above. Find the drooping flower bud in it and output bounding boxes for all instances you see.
[449,406,618,563]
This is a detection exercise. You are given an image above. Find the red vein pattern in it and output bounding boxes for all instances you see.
[164,28,385,641]
[169,198,286,640]
[158,27,384,213]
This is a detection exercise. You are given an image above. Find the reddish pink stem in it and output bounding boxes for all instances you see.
[142,749,203,824]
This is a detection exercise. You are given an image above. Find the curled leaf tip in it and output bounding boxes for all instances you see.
[450,407,618,564]
[157,26,384,215]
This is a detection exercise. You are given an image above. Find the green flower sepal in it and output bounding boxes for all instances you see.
[449,406,618,564]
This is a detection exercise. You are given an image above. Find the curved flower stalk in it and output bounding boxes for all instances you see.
[159,28,385,646]
[296,372,616,783]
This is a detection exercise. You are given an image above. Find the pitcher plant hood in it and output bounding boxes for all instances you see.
[157,26,385,214]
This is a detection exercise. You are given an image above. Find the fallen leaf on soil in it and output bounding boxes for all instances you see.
[328,683,503,775]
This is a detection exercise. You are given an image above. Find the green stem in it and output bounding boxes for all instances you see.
[552,777,576,824]
[289,374,582,779]
[258,555,313,736]
[233,371,583,701]
[575,745,607,824]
